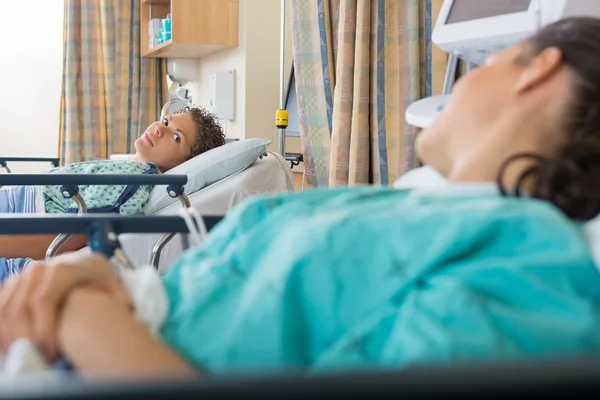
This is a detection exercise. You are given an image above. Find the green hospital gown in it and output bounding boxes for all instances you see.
[160,185,600,376]
[42,160,159,215]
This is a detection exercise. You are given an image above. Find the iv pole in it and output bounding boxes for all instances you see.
[276,0,288,156]
[276,0,302,169]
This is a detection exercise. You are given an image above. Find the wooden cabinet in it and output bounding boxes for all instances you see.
[141,0,239,59]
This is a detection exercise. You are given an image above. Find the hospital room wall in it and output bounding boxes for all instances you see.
[0,0,64,174]
[189,0,303,171]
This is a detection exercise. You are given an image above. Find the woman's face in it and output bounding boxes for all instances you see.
[134,113,198,171]
[415,42,569,178]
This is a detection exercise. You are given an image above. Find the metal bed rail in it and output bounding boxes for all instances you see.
[2,354,600,398]
[0,174,194,268]
[0,174,187,188]
[0,214,223,264]
[0,157,60,174]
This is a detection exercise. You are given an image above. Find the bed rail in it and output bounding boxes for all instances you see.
[0,174,187,188]
[0,174,191,264]
[0,214,223,261]
[0,157,60,173]
[2,355,600,398]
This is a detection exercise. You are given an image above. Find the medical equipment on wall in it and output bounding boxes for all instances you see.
[161,59,199,118]
[405,0,600,129]
[209,69,236,122]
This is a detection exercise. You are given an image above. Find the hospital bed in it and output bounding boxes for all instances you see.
[0,138,294,267]
[2,205,599,397]
[120,149,292,271]
[0,330,597,398]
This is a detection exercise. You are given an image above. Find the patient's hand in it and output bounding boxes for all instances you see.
[0,253,131,361]
[59,288,196,378]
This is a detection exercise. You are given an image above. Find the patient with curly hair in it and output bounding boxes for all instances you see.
[0,106,226,275]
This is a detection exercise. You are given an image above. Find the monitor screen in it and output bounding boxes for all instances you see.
[446,0,531,24]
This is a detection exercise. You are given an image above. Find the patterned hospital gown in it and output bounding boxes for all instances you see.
[160,186,600,376]
[43,160,160,215]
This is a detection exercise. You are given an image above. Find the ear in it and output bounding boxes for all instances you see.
[513,47,564,94]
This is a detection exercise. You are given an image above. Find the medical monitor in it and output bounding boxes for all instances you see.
[433,0,600,66]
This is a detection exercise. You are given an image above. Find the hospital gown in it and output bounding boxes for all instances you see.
[160,185,600,375]
[43,160,159,215]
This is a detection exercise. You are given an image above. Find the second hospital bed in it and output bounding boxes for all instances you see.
[0,138,294,269]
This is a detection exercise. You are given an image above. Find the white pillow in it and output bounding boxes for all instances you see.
[393,165,448,189]
[143,138,271,214]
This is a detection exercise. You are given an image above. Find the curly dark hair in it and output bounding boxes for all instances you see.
[497,17,600,221]
[173,105,226,158]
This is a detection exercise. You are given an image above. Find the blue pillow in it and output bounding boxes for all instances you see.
[143,138,271,214]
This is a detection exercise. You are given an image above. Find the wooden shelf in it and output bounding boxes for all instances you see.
[144,40,172,57]
[142,0,170,4]
[141,0,239,60]
[144,41,235,59]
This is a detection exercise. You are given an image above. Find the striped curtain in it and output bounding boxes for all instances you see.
[59,0,168,165]
[290,0,448,187]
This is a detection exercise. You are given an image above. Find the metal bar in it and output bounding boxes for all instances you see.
[0,214,223,235]
[278,129,287,156]
[45,193,89,260]
[279,0,287,111]
[0,174,188,187]
[150,194,192,269]
[278,0,287,156]
[442,54,459,95]
[0,157,60,167]
[150,232,176,269]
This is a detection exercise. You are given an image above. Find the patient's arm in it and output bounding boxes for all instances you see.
[0,234,88,260]
[59,289,197,379]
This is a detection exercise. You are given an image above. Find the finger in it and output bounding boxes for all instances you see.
[50,254,131,307]
[32,287,61,361]
[31,265,79,360]
[87,255,132,306]
[102,275,133,309]
[30,260,115,359]
[2,276,30,343]
[0,277,19,350]
[2,269,40,346]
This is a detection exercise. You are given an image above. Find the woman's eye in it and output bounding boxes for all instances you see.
[173,134,181,143]
[162,118,169,126]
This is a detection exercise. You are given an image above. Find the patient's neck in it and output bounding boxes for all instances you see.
[446,111,557,188]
